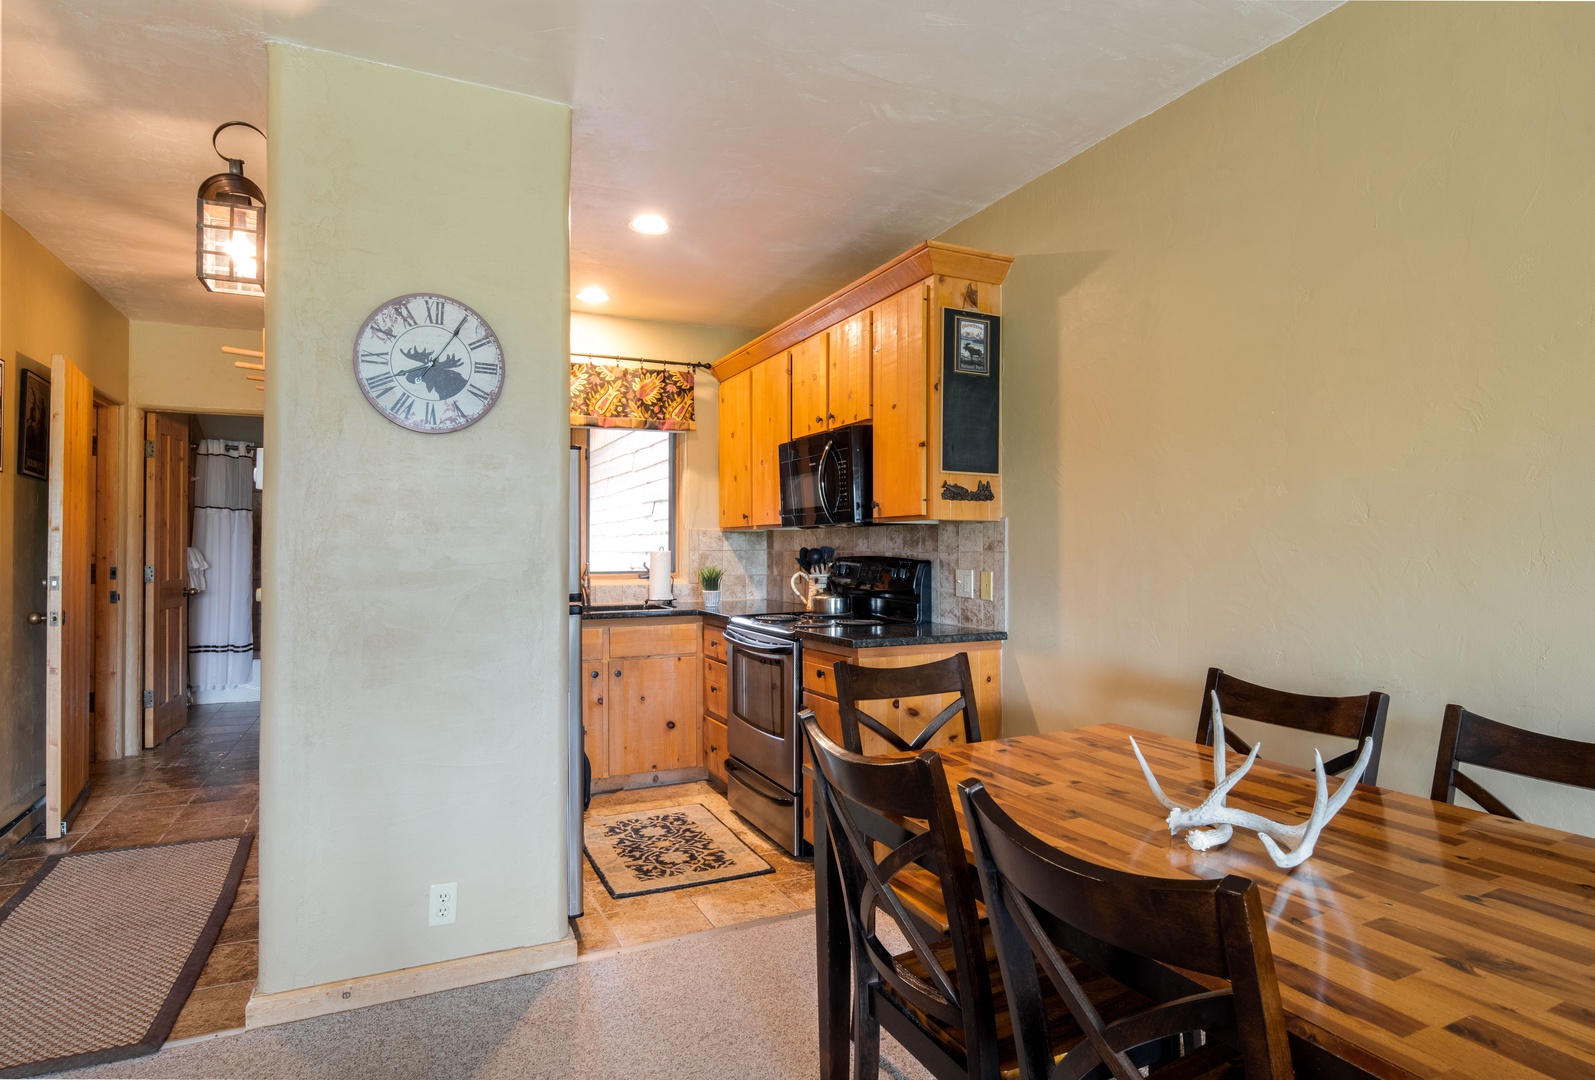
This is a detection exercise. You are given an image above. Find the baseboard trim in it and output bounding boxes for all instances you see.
[244,934,578,1029]
[590,766,708,794]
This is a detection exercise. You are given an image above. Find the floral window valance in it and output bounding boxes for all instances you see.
[570,359,696,431]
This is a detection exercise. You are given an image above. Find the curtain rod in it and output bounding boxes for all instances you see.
[571,351,713,372]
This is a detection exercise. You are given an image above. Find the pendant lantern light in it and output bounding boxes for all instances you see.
[196,121,267,297]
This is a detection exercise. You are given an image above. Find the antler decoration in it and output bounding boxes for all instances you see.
[1130,692,1373,868]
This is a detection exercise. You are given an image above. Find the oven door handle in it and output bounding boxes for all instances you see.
[726,759,795,806]
[724,631,796,659]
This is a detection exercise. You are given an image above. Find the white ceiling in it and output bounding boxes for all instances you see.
[2,0,1336,333]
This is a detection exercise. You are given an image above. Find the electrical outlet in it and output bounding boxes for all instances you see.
[956,569,976,599]
[429,882,457,926]
[979,571,994,602]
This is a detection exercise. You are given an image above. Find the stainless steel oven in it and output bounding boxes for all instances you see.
[723,623,806,856]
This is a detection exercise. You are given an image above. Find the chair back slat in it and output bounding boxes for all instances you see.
[803,713,998,1075]
[1432,704,1595,822]
[1196,666,1388,782]
[834,654,983,755]
[960,778,1295,1080]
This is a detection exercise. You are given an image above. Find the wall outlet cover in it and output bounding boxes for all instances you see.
[429,882,457,926]
[979,571,995,601]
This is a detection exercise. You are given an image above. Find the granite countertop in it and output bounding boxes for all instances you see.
[580,602,1005,648]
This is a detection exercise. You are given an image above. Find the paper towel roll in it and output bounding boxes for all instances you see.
[647,549,673,602]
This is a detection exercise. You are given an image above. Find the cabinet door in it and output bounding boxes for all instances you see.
[703,656,728,720]
[611,655,700,774]
[870,285,929,519]
[703,715,728,789]
[749,355,791,527]
[790,333,829,438]
[827,311,871,427]
[583,660,609,779]
[718,369,752,529]
[801,691,844,846]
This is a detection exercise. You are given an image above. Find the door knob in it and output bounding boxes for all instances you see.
[26,612,45,625]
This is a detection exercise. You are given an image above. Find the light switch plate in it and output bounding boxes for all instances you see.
[957,570,977,599]
[979,571,994,602]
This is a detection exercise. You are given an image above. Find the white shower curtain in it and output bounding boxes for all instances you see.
[189,440,256,690]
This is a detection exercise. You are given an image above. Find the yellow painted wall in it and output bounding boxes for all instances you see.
[260,45,573,994]
[130,321,267,416]
[939,3,1595,831]
[570,313,755,535]
[0,214,129,827]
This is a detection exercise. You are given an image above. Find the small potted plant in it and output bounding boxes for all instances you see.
[699,566,724,611]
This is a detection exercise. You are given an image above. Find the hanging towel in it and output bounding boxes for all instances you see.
[186,547,210,593]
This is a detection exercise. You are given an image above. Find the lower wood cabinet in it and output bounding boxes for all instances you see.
[703,716,728,789]
[582,658,609,780]
[611,655,699,775]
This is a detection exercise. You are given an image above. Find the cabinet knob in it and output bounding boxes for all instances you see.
[666,720,676,730]
[614,669,622,677]
[596,697,604,705]
[640,695,646,703]
[590,670,599,679]
[815,670,825,680]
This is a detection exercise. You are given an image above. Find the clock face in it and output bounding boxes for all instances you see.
[353,293,504,433]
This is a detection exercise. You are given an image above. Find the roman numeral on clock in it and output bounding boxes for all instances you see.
[468,336,494,351]
[370,325,395,341]
[393,394,416,420]
[467,383,492,402]
[366,372,397,397]
[473,361,497,376]
[396,305,418,328]
[360,351,389,364]
[425,299,447,324]
[424,402,437,427]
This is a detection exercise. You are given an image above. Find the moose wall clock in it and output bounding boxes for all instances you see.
[353,293,504,432]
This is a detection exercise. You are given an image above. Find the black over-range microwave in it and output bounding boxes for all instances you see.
[777,422,873,527]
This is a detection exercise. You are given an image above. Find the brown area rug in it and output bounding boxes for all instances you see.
[586,803,772,898]
[0,834,252,1078]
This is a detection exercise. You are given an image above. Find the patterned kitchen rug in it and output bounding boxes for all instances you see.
[585,803,773,898]
[0,834,253,1078]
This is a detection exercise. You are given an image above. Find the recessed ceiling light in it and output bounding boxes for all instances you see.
[629,213,669,235]
[576,286,610,304]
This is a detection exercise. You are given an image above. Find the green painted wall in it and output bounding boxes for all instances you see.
[260,45,572,993]
[939,2,1595,830]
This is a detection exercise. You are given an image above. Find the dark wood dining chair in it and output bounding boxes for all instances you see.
[1196,667,1388,784]
[832,653,982,755]
[959,777,1296,1080]
[1431,704,1595,821]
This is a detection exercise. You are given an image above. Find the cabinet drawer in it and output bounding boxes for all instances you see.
[581,627,606,661]
[703,657,728,720]
[703,624,727,664]
[804,654,846,697]
[609,620,699,658]
[703,715,728,788]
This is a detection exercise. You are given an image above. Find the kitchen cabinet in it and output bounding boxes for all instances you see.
[749,353,791,527]
[582,617,703,789]
[703,623,726,665]
[870,285,929,519]
[611,656,699,775]
[713,241,1011,524]
[718,369,752,529]
[790,333,829,438]
[702,716,728,789]
[826,312,871,428]
[703,655,727,724]
[799,638,1004,845]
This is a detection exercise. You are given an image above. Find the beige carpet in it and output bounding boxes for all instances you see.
[0,835,252,1077]
[585,802,773,898]
[50,913,936,1080]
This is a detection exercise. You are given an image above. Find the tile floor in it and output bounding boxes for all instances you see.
[574,781,815,955]
[0,701,261,1040]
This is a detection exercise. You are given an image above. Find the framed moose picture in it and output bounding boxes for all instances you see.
[18,367,50,480]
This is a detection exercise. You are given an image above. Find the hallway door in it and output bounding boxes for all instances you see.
[144,411,191,748]
[46,353,95,837]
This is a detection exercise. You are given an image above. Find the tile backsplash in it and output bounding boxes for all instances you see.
[593,521,1007,631]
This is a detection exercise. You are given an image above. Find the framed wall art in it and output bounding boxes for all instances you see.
[18,367,50,480]
[940,308,1001,475]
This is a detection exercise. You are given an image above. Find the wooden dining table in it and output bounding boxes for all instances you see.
[812,723,1595,1080]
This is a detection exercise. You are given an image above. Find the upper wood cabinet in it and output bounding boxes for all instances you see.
[714,240,1012,524]
[790,333,829,438]
[717,369,752,529]
[870,286,929,519]
[749,354,791,527]
[827,312,871,427]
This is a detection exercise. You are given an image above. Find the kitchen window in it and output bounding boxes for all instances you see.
[580,428,677,575]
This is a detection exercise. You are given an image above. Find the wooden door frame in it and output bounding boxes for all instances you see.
[91,400,126,763]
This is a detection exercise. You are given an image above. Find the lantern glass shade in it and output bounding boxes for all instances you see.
[196,188,265,296]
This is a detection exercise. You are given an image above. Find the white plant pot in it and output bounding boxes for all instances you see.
[702,589,722,611]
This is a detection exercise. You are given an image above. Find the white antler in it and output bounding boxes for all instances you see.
[1132,691,1371,869]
